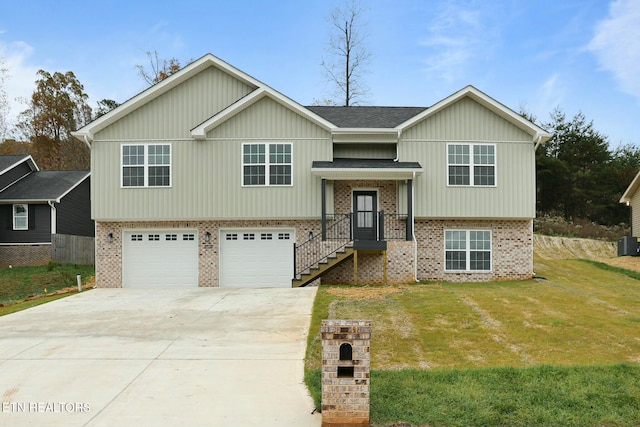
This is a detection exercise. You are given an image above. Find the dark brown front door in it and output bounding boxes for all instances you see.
[353,191,377,241]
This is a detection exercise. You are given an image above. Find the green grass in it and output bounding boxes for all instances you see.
[0,293,71,316]
[0,262,94,307]
[305,257,640,426]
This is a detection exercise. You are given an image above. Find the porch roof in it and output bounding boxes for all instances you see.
[311,158,423,180]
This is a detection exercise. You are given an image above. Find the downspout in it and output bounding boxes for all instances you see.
[48,201,57,235]
[411,172,418,282]
[534,134,543,151]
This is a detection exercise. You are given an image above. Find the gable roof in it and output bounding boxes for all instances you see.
[0,171,90,203]
[0,155,39,175]
[397,86,553,143]
[73,53,336,143]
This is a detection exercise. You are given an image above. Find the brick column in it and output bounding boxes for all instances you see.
[321,320,371,427]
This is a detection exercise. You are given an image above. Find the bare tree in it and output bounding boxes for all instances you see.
[0,58,10,140]
[321,0,372,106]
[136,50,181,86]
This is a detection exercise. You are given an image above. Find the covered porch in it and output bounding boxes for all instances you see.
[292,159,423,287]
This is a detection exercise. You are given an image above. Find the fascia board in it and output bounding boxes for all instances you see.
[0,155,39,175]
[620,170,640,203]
[311,167,423,180]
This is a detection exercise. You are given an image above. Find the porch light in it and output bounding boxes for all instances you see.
[309,231,314,241]
[107,233,113,243]
[205,232,211,243]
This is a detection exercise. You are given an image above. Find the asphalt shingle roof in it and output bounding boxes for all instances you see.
[305,106,428,128]
[0,155,30,172]
[0,170,89,201]
[312,159,422,169]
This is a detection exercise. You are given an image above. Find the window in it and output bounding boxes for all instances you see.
[226,233,238,240]
[131,234,143,241]
[13,204,28,230]
[149,234,160,241]
[278,233,291,240]
[122,144,171,187]
[243,233,255,240]
[166,234,177,241]
[447,144,495,186]
[242,143,292,186]
[445,230,492,272]
[183,234,195,241]
[261,233,273,240]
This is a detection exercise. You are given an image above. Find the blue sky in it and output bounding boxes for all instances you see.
[1,0,639,147]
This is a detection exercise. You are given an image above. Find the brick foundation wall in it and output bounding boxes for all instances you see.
[95,219,321,288]
[322,241,415,285]
[415,219,533,282]
[0,245,51,267]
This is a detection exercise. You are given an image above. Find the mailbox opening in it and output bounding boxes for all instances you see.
[337,366,355,378]
[339,343,352,361]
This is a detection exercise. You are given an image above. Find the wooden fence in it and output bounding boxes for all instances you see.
[51,234,95,265]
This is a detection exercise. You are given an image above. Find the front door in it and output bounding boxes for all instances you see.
[353,191,377,241]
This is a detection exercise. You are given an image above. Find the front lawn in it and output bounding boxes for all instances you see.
[305,256,640,426]
[0,263,95,309]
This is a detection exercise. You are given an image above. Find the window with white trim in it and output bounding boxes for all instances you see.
[447,144,495,186]
[242,143,292,186]
[122,144,171,187]
[445,230,492,272]
[13,204,28,230]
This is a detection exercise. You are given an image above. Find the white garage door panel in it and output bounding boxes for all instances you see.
[123,231,198,288]
[220,230,294,288]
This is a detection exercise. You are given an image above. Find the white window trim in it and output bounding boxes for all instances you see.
[120,143,172,188]
[444,229,493,272]
[241,142,293,187]
[12,204,28,230]
[446,143,497,187]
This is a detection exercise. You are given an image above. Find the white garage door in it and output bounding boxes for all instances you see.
[219,229,294,288]
[123,230,198,288]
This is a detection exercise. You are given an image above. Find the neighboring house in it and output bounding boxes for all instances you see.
[0,155,93,267]
[72,53,552,289]
[620,172,640,237]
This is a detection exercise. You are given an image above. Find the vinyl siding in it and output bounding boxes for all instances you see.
[56,178,94,236]
[91,97,332,220]
[94,66,254,141]
[0,204,51,243]
[398,96,536,219]
[333,143,397,159]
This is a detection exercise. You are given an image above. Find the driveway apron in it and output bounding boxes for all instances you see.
[0,287,321,427]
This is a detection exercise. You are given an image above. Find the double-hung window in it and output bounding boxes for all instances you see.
[122,144,171,187]
[447,144,496,186]
[445,230,492,272]
[13,204,28,230]
[242,143,292,186]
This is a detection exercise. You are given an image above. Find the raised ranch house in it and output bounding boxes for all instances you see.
[0,155,93,267]
[72,53,552,288]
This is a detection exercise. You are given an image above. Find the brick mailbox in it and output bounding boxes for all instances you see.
[321,319,371,427]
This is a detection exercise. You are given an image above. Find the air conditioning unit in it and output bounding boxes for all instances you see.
[618,236,640,256]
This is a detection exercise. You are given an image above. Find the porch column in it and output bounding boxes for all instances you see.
[321,178,327,241]
[406,179,413,241]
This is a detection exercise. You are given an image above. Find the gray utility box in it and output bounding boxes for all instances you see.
[618,236,640,256]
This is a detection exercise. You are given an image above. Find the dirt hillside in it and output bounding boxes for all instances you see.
[534,234,640,272]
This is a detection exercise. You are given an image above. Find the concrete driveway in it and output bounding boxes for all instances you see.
[0,287,321,427]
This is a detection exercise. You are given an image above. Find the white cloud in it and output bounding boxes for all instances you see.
[0,40,40,126]
[588,0,640,100]
[418,1,498,83]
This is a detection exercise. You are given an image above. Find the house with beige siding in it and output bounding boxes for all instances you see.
[72,53,552,288]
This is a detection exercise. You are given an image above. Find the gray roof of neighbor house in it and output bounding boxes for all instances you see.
[0,155,31,173]
[0,170,89,202]
[305,106,428,128]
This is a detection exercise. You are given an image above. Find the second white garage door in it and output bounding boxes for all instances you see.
[219,229,294,288]
[123,230,198,288]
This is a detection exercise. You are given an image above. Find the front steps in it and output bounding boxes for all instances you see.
[291,247,355,287]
